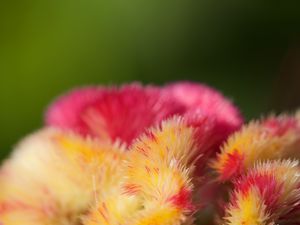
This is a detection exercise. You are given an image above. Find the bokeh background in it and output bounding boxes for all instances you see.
[1,1,300,159]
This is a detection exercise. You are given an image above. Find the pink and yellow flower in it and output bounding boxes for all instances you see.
[84,117,200,225]
[5,81,300,225]
[224,160,300,225]
[46,82,243,148]
[212,113,300,181]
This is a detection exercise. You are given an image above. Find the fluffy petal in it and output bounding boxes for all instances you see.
[164,82,243,138]
[83,117,204,225]
[0,128,125,225]
[45,84,184,145]
[224,160,300,225]
[46,82,243,148]
[212,113,300,181]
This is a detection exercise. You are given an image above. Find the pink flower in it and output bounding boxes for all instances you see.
[6,80,300,225]
[46,84,183,145]
[164,82,242,138]
[46,82,243,149]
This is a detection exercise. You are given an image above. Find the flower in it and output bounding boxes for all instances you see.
[163,82,242,138]
[84,117,199,225]
[224,160,300,225]
[45,84,183,145]
[0,128,125,225]
[212,113,300,181]
[0,81,253,225]
[4,81,300,225]
[46,82,243,148]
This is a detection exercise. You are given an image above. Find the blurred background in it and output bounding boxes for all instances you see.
[1,0,300,159]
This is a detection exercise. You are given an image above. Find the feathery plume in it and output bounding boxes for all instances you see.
[46,82,243,148]
[84,117,203,225]
[1,81,246,225]
[224,160,300,225]
[0,128,125,225]
[212,114,300,181]
[45,84,183,145]
[164,82,243,138]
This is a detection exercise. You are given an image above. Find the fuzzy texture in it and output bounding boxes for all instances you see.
[224,160,300,225]
[0,128,125,225]
[0,115,220,225]
[45,84,184,145]
[46,82,243,148]
[83,117,201,225]
[212,114,300,181]
[164,82,243,138]
[6,81,289,225]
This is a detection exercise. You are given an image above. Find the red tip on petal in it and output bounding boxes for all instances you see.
[219,150,244,181]
[184,113,220,174]
[234,173,281,212]
[167,187,194,211]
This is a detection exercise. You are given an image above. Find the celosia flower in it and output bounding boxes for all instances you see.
[0,81,244,225]
[224,160,300,225]
[46,82,243,148]
[0,128,125,225]
[0,115,233,224]
[45,84,183,145]
[84,117,200,225]
[45,82,243,179]
[212,113,300,181]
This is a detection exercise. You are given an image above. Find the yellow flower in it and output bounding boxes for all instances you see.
[0,128,125,225]
[84,117,199,225]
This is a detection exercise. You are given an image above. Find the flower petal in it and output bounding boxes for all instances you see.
[164,81,243,137]
[212,113,300,181]
[84,117,202,225]
[224,160,300,225]
[46,82,243,148]
[46,84,183,145]
[0,128,125,225]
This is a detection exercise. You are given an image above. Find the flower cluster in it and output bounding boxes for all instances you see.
[0,81,300,225]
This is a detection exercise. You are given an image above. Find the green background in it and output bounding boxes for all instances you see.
[1,0,300,159]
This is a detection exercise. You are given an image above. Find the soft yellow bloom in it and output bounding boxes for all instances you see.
[0,128,125,225]
[84,117,199,225]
